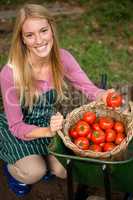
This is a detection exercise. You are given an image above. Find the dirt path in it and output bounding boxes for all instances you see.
[0,2,84,32]
[0,2,85,65]
[0,3,84,19]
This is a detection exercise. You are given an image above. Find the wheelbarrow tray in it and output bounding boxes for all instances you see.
[49,135,133,193]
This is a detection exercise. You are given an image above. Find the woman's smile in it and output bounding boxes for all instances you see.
[35,44,48,52]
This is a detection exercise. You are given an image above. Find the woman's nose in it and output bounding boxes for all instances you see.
[35,34,43,44]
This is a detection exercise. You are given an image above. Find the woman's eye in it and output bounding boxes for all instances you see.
[42,29,48,33]
[25,34,32,38]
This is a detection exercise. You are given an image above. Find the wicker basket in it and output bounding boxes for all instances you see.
[57,101,133,160]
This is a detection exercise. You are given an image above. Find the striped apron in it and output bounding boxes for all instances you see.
[0,89,57,164]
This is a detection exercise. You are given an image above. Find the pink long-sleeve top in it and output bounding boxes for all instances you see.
[0,49,104,140]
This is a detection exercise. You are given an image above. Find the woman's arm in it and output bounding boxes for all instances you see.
[0,65,55,140]
[61,49,105,101]
[24,127,54,139]
[25,112,63,139]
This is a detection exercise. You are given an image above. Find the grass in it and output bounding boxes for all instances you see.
[0,0,133,88]
[56,0,133,87]
[0,55,7,67]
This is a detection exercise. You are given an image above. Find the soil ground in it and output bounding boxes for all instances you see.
[0,160,68,200]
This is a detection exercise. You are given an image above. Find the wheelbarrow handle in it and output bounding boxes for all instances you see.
[100,73,108,89]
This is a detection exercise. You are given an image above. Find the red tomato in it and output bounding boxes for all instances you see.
[106,92,122,108]
[83,111,96,124]
[114,121,125,133]
[74,137,89,150]
[105,129,117,142]
[91,130,105,144]
[115,132,125,145]
[69,128,79,139]
[75,120,90,137]
[99,117,114,130]
[92,123,101,131]
[103,143,116,152]
[89,144,102,152]
[87,129,93,140]
[99,142,105,148]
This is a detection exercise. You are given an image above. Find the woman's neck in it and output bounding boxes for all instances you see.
[29,53,51,70]
[33,61,50,70]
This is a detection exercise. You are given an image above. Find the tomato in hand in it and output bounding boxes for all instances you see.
[114,121,125,133]
[74,137,89,150]
[99,116,114,130]
[69,128,79,139]
[83,111,96,124]
[91,130,105,144]
[106,92,122,108]
[115,132,125,145]
[103,143,116,152]
[75,120,90,137]
[89,144,102,152]
[105,128,117,142]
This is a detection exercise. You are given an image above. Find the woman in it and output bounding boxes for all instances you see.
[0,4,111,197]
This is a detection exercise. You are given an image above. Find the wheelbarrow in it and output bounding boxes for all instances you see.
[49,75,133,200]
[49,130,133,200]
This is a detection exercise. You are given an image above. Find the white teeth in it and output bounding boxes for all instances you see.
[36,44,47,51]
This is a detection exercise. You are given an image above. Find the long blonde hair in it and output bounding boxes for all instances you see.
[9,4,64,108]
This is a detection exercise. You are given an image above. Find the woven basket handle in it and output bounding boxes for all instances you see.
[57,130,68,144]
[124,101,133,115]
[129,101,133,114]
[57,130,64,139]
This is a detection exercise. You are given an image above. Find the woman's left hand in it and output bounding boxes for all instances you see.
[50,112,64,132]
[101,88,115,105]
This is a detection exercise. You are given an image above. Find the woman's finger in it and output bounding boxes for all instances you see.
[51,113,63,120]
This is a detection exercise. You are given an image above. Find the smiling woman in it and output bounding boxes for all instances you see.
[0,3,113,198]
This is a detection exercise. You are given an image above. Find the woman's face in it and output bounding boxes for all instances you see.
[22,18,53,60]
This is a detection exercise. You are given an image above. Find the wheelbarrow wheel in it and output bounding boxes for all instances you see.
[74,184,89,200]
[123,192,133,200]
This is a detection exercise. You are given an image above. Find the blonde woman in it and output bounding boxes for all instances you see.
[0,4,111,197]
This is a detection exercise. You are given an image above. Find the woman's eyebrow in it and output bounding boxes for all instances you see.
[40,25,49,29]
[23,31,33,35]
[23,26,49,34]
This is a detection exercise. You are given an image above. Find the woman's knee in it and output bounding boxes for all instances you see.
[8,155,47,184]
[47,155,67,179]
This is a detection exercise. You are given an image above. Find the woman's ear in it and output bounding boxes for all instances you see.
[23,40,26,44]
[22,35,26,44]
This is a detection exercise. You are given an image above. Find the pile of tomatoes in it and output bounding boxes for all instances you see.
[69,111,126,152]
